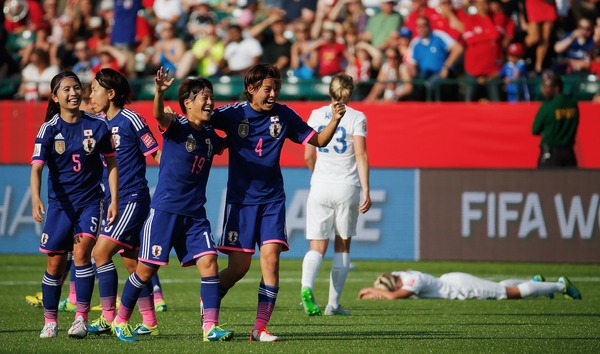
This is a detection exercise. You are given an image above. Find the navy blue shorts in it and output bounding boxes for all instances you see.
[138,208,218,267]
[217,200,289,254]
[100,199,150,250]
[39,201,102,254]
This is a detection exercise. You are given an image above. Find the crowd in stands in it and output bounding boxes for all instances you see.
[1,0,599,102]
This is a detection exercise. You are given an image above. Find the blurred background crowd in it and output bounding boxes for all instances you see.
[1,0,599,102]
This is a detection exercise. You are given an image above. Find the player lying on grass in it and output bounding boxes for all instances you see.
[358,271,582,300]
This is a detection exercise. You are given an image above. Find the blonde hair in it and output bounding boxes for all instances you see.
[329,73,354,104]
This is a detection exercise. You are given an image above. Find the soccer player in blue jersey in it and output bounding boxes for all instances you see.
[211,63,346,342]
[31,71,119,339]
[110,67,233,342]
[85,68,161,336]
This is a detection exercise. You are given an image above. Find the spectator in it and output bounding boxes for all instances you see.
[151,21,186,75]
[553,17,595,75]
[459,0,503,102]
[281,0,318,24]
[405,16,463,101]
[405,0,461,41]
[364,0,402,50]
[289,20,318,79]
[500,42,530,102]
[72,38,100,84]
[17,48,59,101]
[111,0,141,50]
[523,0,557,74]
[73,0,96,39]
[176,22,224,79]
[87,16,111,57]
[363,47,413,102]
[532,71,579,168]
[328,0,369,36]
[185,0,218,43]
[92,45,129,76]
[220,24,263,76]
[4,0,45,35]
[20,22,52,69]
[50,15,78,70]
[248,9,291,71]
[314,22,348,77]
[344,26,382,99]
[153,0,185,30]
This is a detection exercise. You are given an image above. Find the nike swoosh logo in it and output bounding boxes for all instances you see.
[207,332,217,339]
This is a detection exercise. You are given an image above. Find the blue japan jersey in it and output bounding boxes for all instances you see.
[105,108,160,203]
[151,116,224,217]
[211,102,315,204]
[31,112,116,209]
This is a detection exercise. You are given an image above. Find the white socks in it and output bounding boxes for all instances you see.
[328,252,350,308]
[517,280,564,298]
[301,250,323,289]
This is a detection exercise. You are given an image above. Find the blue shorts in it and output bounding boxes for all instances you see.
[217,200,289,254]
[39,201,103,254]
[100,199,150,250]
[138,208,218,267]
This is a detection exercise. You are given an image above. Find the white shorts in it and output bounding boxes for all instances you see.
[306,182,360,240]
[440,272,507,300]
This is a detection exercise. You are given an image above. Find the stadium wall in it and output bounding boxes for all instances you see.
[0,166,598,263]
[2,101,600,168]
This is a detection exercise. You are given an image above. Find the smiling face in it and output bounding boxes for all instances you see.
[52,77,82,111]
[248,78,280,112]
[89,78,111,114]
[187,89,215,123]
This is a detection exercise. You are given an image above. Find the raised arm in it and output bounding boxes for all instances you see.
[307,102,346,147]
[153,67,176,129]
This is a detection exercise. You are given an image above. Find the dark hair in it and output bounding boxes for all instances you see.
[32,48,51,67]
[177,77,214,113]
[45,71,82,122]
[243,64,281,101]
[94,68,132,108]
[542,70,564,91]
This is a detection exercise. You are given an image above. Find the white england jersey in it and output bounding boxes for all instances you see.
[307,104,367,187]
[392,271,507,300]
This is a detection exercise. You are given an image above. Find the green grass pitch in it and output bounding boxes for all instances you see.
[1,255,599,353]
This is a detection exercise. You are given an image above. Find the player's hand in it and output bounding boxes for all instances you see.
[106,201,118,227]
[32,199,45,223]
[155,66,175,94]
[332,101,346,121]
[359,192,371,214]
[163,105,178,121]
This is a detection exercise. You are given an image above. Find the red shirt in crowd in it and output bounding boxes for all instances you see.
[462,13,503,77]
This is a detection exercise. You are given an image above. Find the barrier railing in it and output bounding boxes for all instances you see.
[1,74,598,102]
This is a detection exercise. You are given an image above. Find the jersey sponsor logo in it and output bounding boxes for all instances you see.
[33,143,41,157]
[41,233,49,245]
[227,231,238,243]
[55,140,66,155]
[152,245,162,258]
[269,122,281,138]
[54,133,64,139]
[141,133,156,148]
[238,124,249,138]
[83,137,97,154]
[186,134,196,152]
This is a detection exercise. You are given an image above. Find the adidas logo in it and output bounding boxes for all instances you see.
[55,133,65,140]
